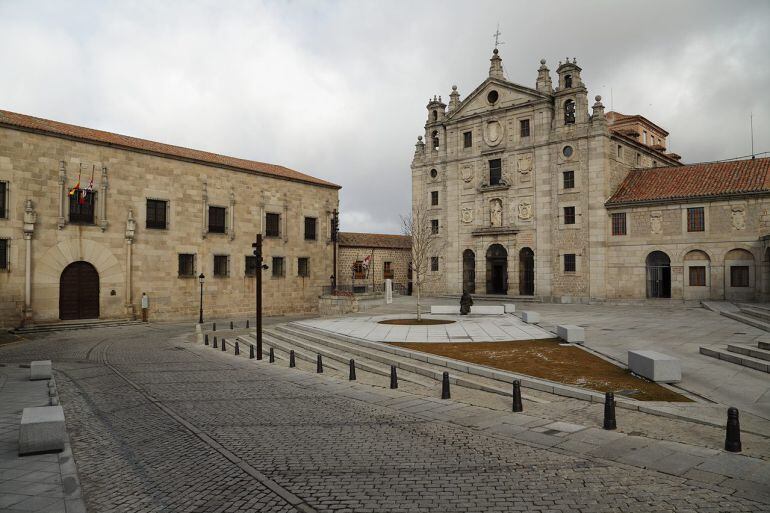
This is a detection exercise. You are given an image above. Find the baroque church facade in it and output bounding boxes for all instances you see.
[411,49,770,302]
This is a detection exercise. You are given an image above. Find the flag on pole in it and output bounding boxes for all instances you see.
[79,165,95,205]
[68,164,81,196]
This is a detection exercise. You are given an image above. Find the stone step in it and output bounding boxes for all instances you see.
[720,310,770,332]
[738,306,770,323]
[759,341,770,351]
[11,319,143,334]
[699,346,770,373]
[726,343,770,362]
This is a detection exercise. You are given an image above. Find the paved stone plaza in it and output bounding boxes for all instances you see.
[0,306,769,512]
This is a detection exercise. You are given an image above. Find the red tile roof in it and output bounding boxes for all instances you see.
[606,157,770,206]
[0,109,340,189]
[338,232,411,249]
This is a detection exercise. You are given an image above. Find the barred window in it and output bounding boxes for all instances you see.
[178,254,195,277]
[266,213,281,237]
[463,131,472,148]
[689,266,706,286]
[564,253,576,273]
[298,257,310,277]
[245,256,257,276]
[563,170,574,189]
[383,261,393,279]
[687,207,704,232]
[213,255,229,277]
[0,239,8,270]
[489,159,502,185]
[611,212,627,236]
[730,266,749,287]
[208,206,226,233]
[520,119,530,137]
[431,257,439,272]
[146,199,167,229]
[563,206,576,225]
[272,256,284,278]
[68,189,95,224]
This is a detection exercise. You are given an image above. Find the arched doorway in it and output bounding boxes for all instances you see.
[486,244,507,294]
[519,247,535,296]
[646,251,671,298]
[462,249,476,294]
[59,261,100,320]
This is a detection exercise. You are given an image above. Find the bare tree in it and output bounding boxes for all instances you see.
[401,202,446,321]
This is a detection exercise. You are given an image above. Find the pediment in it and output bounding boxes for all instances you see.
[448,78,550,120]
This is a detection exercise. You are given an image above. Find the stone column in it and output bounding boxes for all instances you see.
[57,161,66,229]
[99,166,109,231]
[125,209,136,319]
[22,200,37,325]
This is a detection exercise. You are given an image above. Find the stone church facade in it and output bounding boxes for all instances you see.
[0,110,339,327]
[411,49,770,302]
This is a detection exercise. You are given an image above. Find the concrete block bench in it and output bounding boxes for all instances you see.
[30,360,52,381]
[504,303,516,313]
[628,350,681,383]
[470,305,505,315]
[430,305,460,314]
[521,311,540,324]
[556,325,584,344]
[19,406,65,455]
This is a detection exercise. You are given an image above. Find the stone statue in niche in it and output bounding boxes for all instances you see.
[731,206,746,230]
[650,211,662,234]
[125,208,136,241]
[490,199,503,227]
[518,200,533,220]
[461,207,473,224]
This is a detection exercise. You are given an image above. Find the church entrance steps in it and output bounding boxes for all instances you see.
[10,319,142,334]
[700,344,770,374]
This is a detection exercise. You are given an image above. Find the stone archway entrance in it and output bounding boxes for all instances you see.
[462,249,476,294]
[519,247,535,296]
[59,261,100,320]
[646,251,671,298]
[486,244,507,294]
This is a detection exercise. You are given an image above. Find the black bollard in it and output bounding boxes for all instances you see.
[289,350,296,368]
[212,322,216,331]
[204,334,209,346]
[230,321,234,330]
[725,407,742,452]
[249,344,255,359]
[221,338,226,352]
[390,365,398,389]
[317,354,324,373]
[269,347,275,363]
[603,392,617,430]
[441,372,451,399]
[512,380,523,412]
[246,319,250,329]
[212,336,218,349]
[235,341,240,355]
[349,359,356,381]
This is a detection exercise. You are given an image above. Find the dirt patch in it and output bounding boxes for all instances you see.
[378,319,455,326]
[390,340,691,402]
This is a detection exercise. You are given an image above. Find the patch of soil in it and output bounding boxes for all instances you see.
[390,340,691,402]
[378,319,455,326]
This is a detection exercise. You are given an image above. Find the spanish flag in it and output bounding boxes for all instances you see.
[68,165,81,197]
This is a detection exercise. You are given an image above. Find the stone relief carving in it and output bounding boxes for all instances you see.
[731,206,746,230]
[461,207,473,224]
[125,208,136,241]
[650,211,662,234]
[518,200,533,220]
[517,154,533,175]
[490,199,503,227]
[461,165,473,183]
[484,119,504,147]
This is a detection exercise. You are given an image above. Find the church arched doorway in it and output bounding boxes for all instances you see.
[462,249,476,294]
[646,251,671,298]
[59,261,100,320]
[486,244,507,294]
[519,247,535,296]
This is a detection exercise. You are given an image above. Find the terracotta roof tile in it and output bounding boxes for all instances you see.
[0,109,340,189]
[606,157,770,206]
[338,232,411,249]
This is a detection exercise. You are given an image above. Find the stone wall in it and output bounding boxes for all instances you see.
[336,245,411,293]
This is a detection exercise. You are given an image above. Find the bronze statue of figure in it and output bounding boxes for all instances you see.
[460,291,473,315]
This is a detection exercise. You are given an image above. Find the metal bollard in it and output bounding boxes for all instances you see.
[725,407,742,452]
[235,341,240,355]
[316,354,323,373]
[230,321,234,330]
[246,319,250,329]
[603,391,617,430]
[349,359,356,381]
[390,365,398,389]
[249,344,255,359]
[269,347,275,363]
[212,336,218,349]
[441,372,451,399]
[204,334,209,346]
[221,338,226,352]
[289,350,296,368]
[212,322,216,331]
[512,380,523,412]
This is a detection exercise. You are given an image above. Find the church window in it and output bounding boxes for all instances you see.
[430,168,438,179]
[463,131,472,148]
[489,159,502,185]
[298,257,310,277]
[689,266,706,286]
[304,217,317,241]
[266,212,281,237]
[563,206,576,225]
[487,90,499,104]
[431,191,439,206]
[687,207,705,232]
[564,253,576,272]
[431,219,439,234]
[520,119,530,137]
[178,254,196,277]
[213,255,229,277]
[0,239,8,270]
[208,206,226,233]
[431,256,439,272]
[68,189,96,224]
[0,181,7,219]
[272,256,285,278]
[563,170,574,189]
[564,74,572,88]
[611,212,626,236]
[564,100,576,125]
[146,199,167,229]
[431,130,439,150]
[562,145,573,158]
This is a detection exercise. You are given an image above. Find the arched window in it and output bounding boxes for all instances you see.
[564,100,576,125]
[431,130,439,150]
[564,74,572,88]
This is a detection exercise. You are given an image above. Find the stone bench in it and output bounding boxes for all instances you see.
[556,324,584,344]
[628,350,681,383]
[19,406,65,455]
[30,360,52,381]
[430,305,460,314]
[429,305,505,315]
[504,304,516,313]
[521,311,540,323]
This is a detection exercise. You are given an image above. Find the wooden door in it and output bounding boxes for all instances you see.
[59,262,100,320]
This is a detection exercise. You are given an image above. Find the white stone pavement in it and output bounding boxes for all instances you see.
[298,313,555,343]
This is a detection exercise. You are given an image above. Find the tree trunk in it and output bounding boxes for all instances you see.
[416,282,421,321]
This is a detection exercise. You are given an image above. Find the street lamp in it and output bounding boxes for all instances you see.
[198,273,205,324]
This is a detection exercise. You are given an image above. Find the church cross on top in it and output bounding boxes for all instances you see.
[493,24,505,49]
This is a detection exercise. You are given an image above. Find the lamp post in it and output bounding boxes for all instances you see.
[331,209,339,292]
[198,273,205,324]
[252,234,269,360]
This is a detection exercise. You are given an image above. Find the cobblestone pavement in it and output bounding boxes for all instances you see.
[0,322,768,512]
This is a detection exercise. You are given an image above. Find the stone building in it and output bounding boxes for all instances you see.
[410,49,770,302]
[0,109,340,327]
[336,232,411,295]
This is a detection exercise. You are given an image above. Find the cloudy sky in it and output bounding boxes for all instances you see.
[1,0,768,233]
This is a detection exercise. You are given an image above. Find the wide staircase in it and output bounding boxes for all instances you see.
[700,339,770,374]
[10,319,143,334]
[718,303,770,332]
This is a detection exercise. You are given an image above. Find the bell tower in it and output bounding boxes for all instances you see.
[554,58,589,126]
